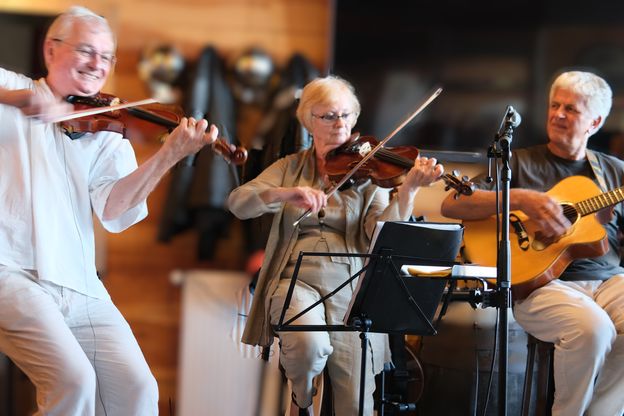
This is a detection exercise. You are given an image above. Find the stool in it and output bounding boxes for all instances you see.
[521,334,555,416]
[0,354,36,415]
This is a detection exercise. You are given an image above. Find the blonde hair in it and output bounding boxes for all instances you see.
[46,6,114,45]
[550,71,612,130]
[296,75,361,131]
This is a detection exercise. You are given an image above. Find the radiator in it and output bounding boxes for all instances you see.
[176,270,282,416]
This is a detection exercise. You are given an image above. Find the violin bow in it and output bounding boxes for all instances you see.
[30,98,159,123]
[293,86,443,227]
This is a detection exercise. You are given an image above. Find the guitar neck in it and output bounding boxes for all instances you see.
[574,186,624,216]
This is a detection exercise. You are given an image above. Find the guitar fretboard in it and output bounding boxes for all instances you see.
[574,186,624,216]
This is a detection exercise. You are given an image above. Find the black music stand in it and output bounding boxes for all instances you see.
[273,221,464,416]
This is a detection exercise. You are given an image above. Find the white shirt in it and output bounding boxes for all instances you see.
[0,68,148,298]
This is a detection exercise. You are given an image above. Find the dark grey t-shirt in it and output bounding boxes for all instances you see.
[473,144,624,281]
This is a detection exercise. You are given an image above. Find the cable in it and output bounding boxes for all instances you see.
[480,307,499,416]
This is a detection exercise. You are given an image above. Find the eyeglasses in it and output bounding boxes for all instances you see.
[312,112,355,125]
[52,39,116,66]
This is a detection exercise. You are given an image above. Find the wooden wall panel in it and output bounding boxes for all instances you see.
[2,0,331,82]
[1,1,331,413]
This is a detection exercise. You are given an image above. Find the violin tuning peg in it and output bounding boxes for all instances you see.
[462,175,470,181]
[452,169,460,177]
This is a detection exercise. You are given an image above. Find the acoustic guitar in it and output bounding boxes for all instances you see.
[462,175,622,299]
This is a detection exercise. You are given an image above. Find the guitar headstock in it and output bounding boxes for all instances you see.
[442,170,475,199]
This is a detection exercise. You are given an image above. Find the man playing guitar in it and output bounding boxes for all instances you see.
[441,71,624,416]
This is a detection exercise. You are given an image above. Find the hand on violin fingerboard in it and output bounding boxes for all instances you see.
[402,157,444,191]
[162,117,218,162]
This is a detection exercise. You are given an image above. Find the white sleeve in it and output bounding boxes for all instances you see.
[0,67,33,90]
[89,133,148,233]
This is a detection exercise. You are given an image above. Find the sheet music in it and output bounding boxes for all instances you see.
[400,264,497,279]
[452,264,497,279]
[400,265,452,276]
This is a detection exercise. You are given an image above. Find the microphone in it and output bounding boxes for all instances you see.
[496,105,521,141]
[506,105,522,128]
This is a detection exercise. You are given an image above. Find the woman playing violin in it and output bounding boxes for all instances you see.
[0,6,217,415]
[227,75,443,415]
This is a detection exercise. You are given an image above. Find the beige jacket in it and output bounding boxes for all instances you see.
[227,147,410,346]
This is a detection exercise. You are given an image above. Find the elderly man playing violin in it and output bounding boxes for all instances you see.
[0,6,217,415]
[227,75,442,416]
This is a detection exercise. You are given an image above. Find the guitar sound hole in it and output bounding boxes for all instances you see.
[562,202,579,224]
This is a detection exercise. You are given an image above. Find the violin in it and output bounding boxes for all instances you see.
[325,134,475,197]
[293,87,448,226]
[62,93,247,165]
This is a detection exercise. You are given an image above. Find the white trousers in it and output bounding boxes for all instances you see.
[0,266,158,416]
[513,276,624,416]
[270,277,384,416]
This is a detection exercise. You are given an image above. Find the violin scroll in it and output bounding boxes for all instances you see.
[442,170,475,199]
[212,139,248,165]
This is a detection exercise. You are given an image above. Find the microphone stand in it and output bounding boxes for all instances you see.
[486,106,519,416]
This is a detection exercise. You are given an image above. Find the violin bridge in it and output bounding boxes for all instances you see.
[357,141,372,157]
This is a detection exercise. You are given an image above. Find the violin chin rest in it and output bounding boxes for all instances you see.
[338,178,355,192]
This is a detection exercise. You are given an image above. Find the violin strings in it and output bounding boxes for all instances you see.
[375,148,414,168]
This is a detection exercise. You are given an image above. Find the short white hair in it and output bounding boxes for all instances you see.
[550,71,612,129]
[46,6,114,45]
[296,75,361,131]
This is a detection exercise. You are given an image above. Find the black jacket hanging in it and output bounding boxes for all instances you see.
[158,46,239,260]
